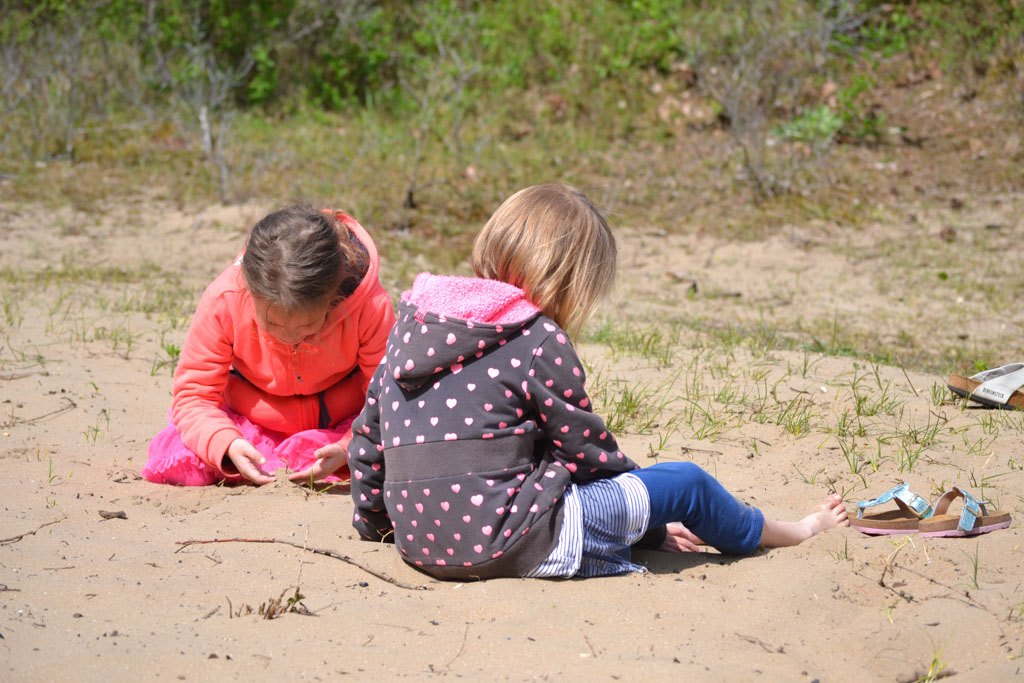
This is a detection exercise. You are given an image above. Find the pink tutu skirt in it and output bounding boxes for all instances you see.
[143,407,355,486]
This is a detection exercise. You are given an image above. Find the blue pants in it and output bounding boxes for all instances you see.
[632,462,764,554]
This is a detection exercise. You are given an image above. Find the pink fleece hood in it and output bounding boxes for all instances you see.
[388,273,542,390]
[402,273,540,325]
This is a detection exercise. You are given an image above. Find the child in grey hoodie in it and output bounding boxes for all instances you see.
[348,184,848,580]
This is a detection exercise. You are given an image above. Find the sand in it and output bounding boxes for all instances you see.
[1,199,1022,681]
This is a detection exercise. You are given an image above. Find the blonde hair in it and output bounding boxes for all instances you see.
[471,184,616,337]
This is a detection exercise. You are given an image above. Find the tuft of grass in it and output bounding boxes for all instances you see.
[151,337,183,376]
[929,382,951,408]
[0,288,24,330]
[82,409,110,446]
[46,456,72,486]
[803,317,894,365]
[827,537,850,562]
[960,543,981,590]
[93,322,141,359]
[677,397,728,441]
[835,434,862,474]
[792,463,826,485]
[229,586,313,620]
[583,319,677,367]
[773,397,817,436]
[913,651,951,683]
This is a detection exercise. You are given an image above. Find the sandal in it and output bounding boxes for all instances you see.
[918,487,1011,538]
[851,483,933,535]
[948,363,1024,410]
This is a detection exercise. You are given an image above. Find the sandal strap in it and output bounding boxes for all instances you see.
[932,486,987,532]
[856,482,933,519]
[970,363,1024,405]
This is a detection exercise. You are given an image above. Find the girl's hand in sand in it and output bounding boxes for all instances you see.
[288,442,346,483]
[226,438,275,485]
[660,522,705,553]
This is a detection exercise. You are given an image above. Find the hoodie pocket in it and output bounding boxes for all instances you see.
[385,462,563,568]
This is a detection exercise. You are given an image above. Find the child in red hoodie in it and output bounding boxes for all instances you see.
[144,205,395,486]
[348,184,847,580]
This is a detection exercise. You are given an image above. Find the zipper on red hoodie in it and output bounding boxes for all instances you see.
[292,345,321,430]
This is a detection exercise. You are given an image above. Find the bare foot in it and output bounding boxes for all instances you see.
[799,493,850,536]
[759,493,850,548]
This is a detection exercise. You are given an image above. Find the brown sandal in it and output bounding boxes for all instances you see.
[948,363,1024,410]
[918,487,1011,538]
[851,483,933,536]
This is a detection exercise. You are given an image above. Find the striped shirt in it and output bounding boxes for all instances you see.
[526,472,651,578]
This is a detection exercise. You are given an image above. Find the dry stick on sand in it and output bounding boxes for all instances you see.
[0,516,66,545]
[0,370,50,380]
[443,624,470,671]
[11,397,78,426]
[175,537,430,591]
[862,561,992,613]
[895,356,920,397]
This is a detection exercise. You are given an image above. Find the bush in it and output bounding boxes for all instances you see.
[690,0,862,197]
[1,0,1020,201]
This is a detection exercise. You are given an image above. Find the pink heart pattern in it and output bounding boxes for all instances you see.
[348,303,639,573]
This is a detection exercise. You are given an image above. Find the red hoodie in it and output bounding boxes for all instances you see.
[171,212,395,476]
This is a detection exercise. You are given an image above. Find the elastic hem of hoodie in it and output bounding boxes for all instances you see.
[407,502,565,581]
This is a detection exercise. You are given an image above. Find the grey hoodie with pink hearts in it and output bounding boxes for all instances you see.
[347,273,640,580]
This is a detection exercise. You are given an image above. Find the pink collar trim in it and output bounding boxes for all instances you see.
[403,273,540,325]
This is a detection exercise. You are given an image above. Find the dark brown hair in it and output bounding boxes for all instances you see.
[241,205,368,311]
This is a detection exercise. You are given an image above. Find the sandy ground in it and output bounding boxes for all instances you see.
[1,199,1022,681]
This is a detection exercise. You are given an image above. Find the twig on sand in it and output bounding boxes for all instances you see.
[21,397,77,425]
[895,356,919,397]
[862,561,990,613]
[680,446,722,457]
[0,516,66,545]
[735,632,783,654]
[0,370,49,380]
[443,624,470,670]
[175,537,429,591]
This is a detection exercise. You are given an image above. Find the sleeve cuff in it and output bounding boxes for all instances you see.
[206,427,244,478]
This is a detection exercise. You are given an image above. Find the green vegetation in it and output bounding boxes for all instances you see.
[2,1,1021,227]
[2,0,1023,443]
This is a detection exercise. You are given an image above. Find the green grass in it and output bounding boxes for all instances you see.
[583,318,678,367]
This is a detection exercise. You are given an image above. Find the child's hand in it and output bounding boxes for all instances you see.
[659,522,705,553]
[226,438,275,485]
[288,443,346,483]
